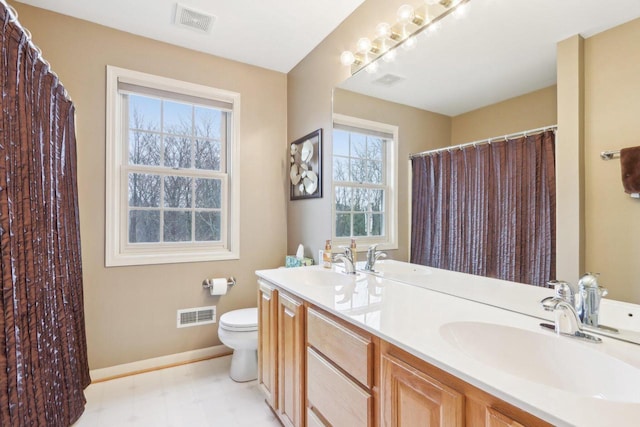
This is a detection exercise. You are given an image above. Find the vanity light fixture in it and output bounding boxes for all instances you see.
[340,0,471,74]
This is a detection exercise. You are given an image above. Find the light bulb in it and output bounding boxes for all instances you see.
[402,36,417,51]
[340,51,355,66]
[397,4,415,24]
[427,21,441,34]
[375,22,392,39]
[356,37,372,53]
[365,61,379,74]
[453,2,468,18]
[382,49,397,63]
[376,37,390,54]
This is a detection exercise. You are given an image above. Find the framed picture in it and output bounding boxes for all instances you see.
[290,129,322,200]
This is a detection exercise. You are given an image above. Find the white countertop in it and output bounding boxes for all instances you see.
[256,262,640,427]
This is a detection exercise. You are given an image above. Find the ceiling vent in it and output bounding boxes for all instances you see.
[372,74,405,87]
[175,3,215,33]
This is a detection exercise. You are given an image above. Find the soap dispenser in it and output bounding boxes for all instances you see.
[350,238,357,265]
[323,240,332,269]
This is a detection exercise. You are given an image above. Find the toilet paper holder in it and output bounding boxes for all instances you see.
[202,277,236,290]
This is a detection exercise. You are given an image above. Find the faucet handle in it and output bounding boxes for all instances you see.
[339,246,353,258]
[367,244,379,253]
[540,296,559,312]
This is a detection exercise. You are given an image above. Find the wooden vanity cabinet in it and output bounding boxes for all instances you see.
[381,342,552,427]
[381,352,464,426]
[257,280,305,427]
[257,278,552,427]
[277,290,305,427]
[305,307,376,427]
[257,280,278,408]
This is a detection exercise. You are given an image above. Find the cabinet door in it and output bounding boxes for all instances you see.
[278,291,305,427]
[485,407,525,427]
[258,280,278,409]
[381,353,464,427]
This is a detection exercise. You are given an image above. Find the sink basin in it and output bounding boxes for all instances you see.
[440,321,640,402]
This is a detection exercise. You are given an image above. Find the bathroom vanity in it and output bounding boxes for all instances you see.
[256,262,640,427]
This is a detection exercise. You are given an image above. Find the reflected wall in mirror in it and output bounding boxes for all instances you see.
[333,0,640,304]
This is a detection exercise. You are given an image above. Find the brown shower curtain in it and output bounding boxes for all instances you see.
[410,131,556,287]
[1,4,90,426]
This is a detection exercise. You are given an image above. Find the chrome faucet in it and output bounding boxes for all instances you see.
[333,246,356,274]
[577,273,608,328]
[364,244,387,272]
[540,296,602,343]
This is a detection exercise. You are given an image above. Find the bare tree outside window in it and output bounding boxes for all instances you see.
[126,94,226,244]
[333,128,387,239]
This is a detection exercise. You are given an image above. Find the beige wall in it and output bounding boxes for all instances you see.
[14,4,288,369]
[583,18,640,303]
[451,86,557,145]
[333,89,451,260]
[556,35,586,286]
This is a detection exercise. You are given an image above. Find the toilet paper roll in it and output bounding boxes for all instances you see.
[209,278,228,296]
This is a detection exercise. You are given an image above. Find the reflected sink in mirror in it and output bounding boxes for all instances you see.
[440,321,640,403]
[362,259,432,281]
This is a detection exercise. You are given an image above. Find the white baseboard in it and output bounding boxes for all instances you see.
[90,344,232,382]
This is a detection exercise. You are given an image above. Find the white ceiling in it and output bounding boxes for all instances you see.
[339,0,640,116]
[14,0,365,73]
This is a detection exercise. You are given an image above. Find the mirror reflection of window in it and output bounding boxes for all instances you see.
[332,115,398,250]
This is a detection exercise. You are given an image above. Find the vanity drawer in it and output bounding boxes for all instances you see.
[306,307,373,388]
[307,347,372,427]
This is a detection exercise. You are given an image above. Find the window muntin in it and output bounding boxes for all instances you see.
[123,94,227,246]
[106,66,240,266]
[332,115,397,249]
[333,129,386,238]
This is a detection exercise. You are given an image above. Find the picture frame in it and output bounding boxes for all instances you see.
[290,129,323,200]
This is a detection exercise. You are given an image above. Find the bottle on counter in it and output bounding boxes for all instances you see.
[323,240,332,268]
[350,238,357,265]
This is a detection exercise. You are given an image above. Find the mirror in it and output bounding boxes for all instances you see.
[333,0,640,322]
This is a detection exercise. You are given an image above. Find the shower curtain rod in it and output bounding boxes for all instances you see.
[1,0,70,100]
[409,125,558,160]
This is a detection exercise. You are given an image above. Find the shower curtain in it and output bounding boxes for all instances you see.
[0,3,90,426]
[410,130,556,287]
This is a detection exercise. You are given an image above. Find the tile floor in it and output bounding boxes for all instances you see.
[74,355,282,427]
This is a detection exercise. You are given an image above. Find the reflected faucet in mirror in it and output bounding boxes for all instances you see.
[363,244,387,272]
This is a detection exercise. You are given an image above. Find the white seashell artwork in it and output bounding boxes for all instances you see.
[301,140,313,163]
[290,164,301,185]
[303,174,318,194]
[290,129,321,199]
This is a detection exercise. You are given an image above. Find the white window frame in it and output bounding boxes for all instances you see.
[332,114,398,251]
[105,66,240,266]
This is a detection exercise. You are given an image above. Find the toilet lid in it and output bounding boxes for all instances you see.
[220,307,258,332]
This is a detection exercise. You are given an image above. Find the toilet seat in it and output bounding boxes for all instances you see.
[220,307,258,332]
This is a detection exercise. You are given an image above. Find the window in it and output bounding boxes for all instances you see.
[106,66,240,266]
[332,114,397,250]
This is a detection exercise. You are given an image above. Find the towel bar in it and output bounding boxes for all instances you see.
[600,150,620,160]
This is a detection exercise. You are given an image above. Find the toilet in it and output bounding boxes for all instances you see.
[218,307,259,382]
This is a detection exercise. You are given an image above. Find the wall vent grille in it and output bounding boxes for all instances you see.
[175,3,215,33]
[177,306,216,328]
